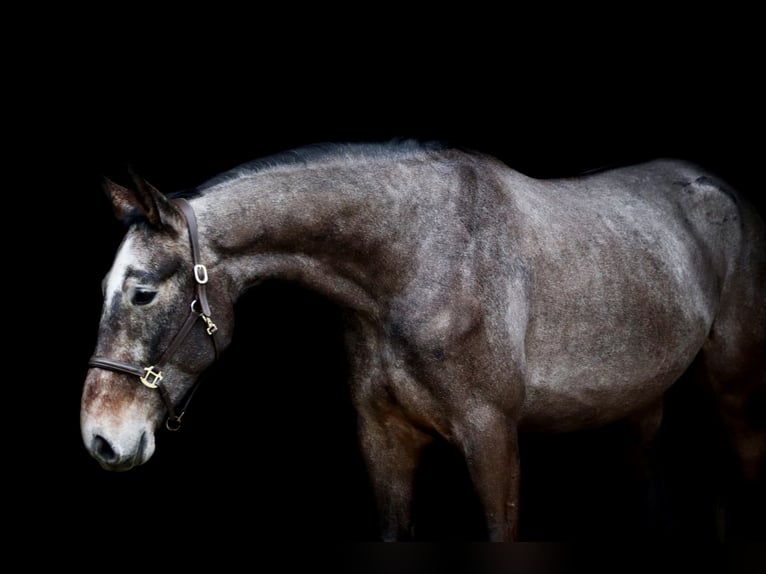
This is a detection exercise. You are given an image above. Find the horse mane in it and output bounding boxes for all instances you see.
[195,139,449,193]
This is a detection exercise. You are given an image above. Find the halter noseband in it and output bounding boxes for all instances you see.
[88,198,221,431]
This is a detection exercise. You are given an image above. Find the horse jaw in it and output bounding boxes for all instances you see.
[80,372,162,471]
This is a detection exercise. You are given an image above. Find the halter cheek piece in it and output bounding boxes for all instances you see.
[88,198,221,431]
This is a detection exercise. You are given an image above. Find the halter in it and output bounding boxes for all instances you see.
[88,198,221,431]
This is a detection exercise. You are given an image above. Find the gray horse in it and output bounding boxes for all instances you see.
[81,142,765,540]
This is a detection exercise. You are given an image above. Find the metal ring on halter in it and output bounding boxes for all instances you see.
[166,415,183,432]
[194,264,209,284]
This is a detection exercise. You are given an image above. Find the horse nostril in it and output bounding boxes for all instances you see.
[136,432,147,462]
[92,434,118,463]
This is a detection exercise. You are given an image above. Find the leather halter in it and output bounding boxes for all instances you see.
[88,198,221,430]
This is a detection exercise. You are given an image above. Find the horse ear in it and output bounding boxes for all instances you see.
[102,176,182,230]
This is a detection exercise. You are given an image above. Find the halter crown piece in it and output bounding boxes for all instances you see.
[88,198,221,430]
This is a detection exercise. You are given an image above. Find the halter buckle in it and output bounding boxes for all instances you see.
[194,264,209,284]
[140,366,163,389]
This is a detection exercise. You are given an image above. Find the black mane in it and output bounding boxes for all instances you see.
[195,139,448,193]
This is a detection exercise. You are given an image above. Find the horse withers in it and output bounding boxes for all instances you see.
[81,142,766,540]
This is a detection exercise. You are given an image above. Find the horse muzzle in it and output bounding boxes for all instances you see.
[81,364,167,470]
[82,423,156,471]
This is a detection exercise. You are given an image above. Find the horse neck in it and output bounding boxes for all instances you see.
[193,167,407,315]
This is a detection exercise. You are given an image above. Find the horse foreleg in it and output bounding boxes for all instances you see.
[358,410,432,541]
[455,408,521,541]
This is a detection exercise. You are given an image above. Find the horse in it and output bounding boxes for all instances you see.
[81,141,766,541]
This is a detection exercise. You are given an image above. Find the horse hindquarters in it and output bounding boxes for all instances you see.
[701,202,766,534]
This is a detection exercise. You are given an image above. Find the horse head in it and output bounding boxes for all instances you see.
[81,176,233,471]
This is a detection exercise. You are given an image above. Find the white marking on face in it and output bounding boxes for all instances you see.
[104,235,137,309]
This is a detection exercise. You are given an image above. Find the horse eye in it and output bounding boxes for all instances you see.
[131,288,157,306]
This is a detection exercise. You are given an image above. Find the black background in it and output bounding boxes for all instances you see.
[12,11,765,566]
